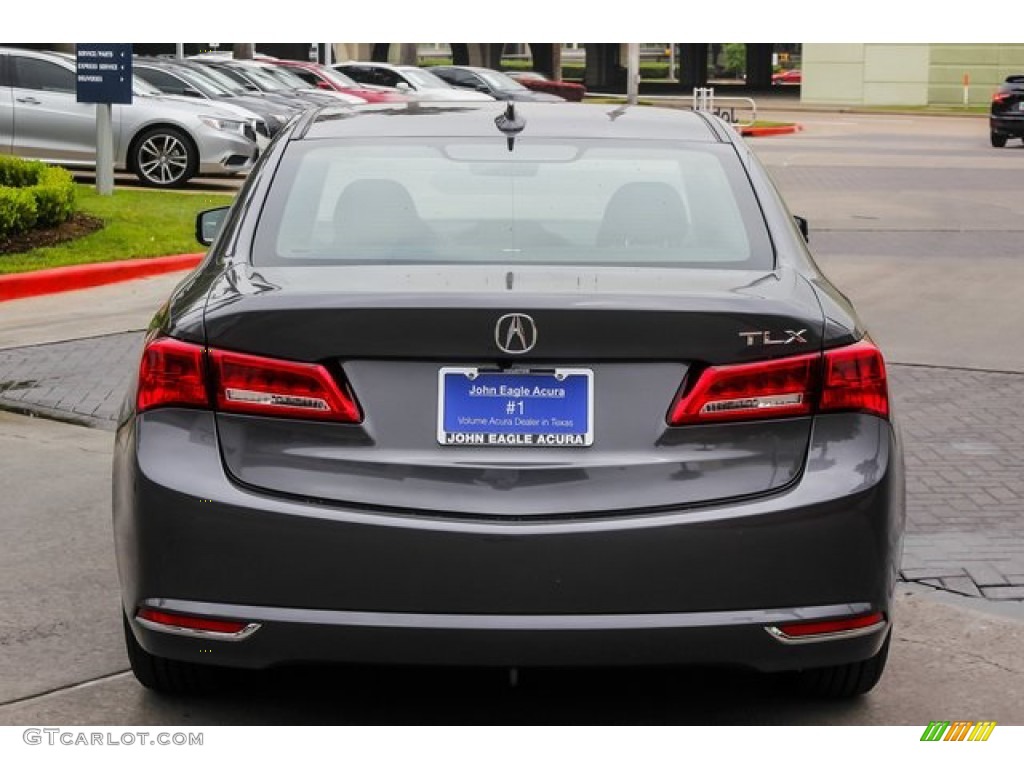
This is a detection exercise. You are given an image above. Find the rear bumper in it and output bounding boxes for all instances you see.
[129,599,890,672]
[113,410,905,671]
[990,115,1024,136]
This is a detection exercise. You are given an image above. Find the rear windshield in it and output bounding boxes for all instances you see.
[254,138,773,269]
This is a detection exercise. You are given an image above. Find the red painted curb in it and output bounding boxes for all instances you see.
[0,253,204,302]
[741,123,803,137]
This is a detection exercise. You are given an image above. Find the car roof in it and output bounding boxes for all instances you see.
[300,102,726,143]
[340,62,431,74]
[203,58,274,70]
[272,59,320,69]
[341,61,397,69]
[0,47,72,63]
[133,56,196,71]
[438,65,500,74]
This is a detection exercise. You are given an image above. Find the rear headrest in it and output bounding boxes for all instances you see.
[334,179,428,246]
[597,182,689,248]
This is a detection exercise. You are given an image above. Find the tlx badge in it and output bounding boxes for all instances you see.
[738,329,809,347]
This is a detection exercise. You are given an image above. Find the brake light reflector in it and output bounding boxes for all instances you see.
[820,339,889,419]
[136,607,249,635]
[209,348,362,423]
[770,611,886,641]
[137,337,208,412]
[668,353,819,425]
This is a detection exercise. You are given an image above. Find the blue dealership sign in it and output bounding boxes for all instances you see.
[76,44,133,104]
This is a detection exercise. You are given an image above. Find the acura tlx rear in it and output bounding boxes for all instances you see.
[113,102,905,698]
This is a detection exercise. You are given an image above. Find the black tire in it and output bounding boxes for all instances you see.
[130,126,197,188]
[991,131,1008,148]
[793,630,891,698]
[123,613,216,694]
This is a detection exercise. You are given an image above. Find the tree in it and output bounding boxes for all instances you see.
[723,43,746,77]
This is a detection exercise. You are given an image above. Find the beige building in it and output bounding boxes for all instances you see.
[802,43,1024,107]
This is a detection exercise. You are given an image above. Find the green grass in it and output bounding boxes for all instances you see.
[583,96,662,106]
[845,104,988,115]
[0,185,235,275]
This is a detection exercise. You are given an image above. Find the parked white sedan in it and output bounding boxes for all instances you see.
[336,62,495,102]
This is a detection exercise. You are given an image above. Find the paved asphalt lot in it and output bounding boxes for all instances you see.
[1,107,1023,724]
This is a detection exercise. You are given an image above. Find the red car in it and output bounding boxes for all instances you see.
[506,71,586,102]
[772,69,802,85]
[260,58,410,103]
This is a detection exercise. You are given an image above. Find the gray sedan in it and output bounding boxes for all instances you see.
[0,47,261,187]
[115,102,904,698]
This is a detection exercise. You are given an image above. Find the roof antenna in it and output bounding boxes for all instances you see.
[494,102,526,151]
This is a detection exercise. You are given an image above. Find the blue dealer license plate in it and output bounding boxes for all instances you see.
[437,367,593,447]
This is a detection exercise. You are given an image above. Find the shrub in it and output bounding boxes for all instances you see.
[0,155,76,238]
[0,187,39,236]
[0,155,39,188]
[32,166,76,227]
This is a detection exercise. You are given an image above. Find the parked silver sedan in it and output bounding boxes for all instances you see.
[0,47,262,187]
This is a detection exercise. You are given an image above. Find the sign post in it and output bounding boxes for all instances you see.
[626,43,640,105]
[75,44,133,196]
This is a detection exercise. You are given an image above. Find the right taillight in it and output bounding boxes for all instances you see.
[136,336,362,423]
[668,353,819,425]
[667,338,889,426]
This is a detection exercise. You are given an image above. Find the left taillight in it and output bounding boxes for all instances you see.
[667,338,889,426]
[137,337,209,412]
[209,348,362,423]
[136,337,362,423]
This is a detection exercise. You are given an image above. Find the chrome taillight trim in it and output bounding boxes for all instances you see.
[224,387,331,411]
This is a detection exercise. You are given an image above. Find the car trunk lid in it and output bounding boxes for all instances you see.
[204,264,825,516]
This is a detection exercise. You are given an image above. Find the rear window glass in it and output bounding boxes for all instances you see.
[254,138,773,269]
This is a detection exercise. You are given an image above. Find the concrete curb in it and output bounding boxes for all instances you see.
[741,123,803,137]
[0,253,203,302]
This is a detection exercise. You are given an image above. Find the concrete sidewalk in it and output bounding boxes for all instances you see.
[0,272,182,350]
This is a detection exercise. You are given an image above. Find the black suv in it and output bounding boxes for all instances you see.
[990,75,1024,147]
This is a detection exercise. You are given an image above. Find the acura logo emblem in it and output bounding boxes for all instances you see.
[495,313,537,354]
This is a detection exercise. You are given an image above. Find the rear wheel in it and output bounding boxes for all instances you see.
[123,613,217,694]
[991,131,1008,148]
[793,630,891,698]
